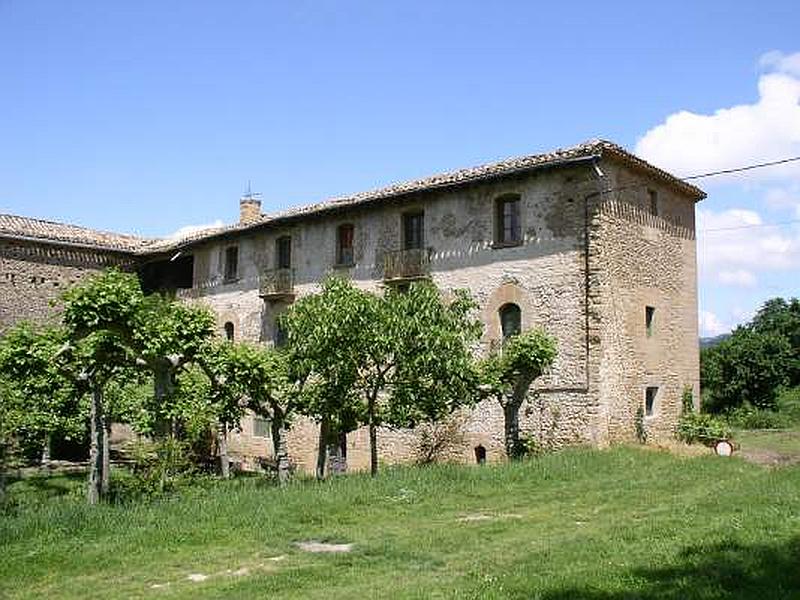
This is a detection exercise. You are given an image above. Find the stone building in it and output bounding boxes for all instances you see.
[0,140,704,470]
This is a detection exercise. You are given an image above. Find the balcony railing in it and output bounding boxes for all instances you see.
[259,268,294,299]
[382,247,432,281]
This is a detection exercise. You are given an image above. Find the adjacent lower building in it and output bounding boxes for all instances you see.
[0,139,704,470]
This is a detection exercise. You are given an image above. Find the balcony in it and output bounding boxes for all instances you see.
[259,268,294,300]
[382,247,432,282]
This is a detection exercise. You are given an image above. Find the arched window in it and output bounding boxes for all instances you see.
[499,303,521,339]
[474,445,487,465]
[224,321,235,342]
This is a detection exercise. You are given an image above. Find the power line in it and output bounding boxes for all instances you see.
[701,218,800,233]
[682,155,800,181]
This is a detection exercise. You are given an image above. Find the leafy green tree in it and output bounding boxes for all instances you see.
[480,329,557,459]
[281,277,364,479]
[0,324,85,465]
[213,342,297,484]
[701,327,792,413]
[749,297,800,386]
[378,284,482,474]
[282,277,483,478]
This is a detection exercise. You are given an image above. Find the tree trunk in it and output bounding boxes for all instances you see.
[101,417,111,496]
[327,430,347,475]
[368,394,378,477]
[217,422,230,479]
[503,400,522,459]
[40,434,51,467]
[87,386,104,505]
[270,413,290,485]
[152,362,173,438]
[503,375,534,460]
[0,438,7,506]
[316,416,329,481]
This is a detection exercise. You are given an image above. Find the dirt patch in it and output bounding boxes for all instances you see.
[295,541,353,553]
[457,513,523,523]
[738,448,800,467]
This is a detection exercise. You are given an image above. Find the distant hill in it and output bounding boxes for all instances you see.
[700,334,730,349]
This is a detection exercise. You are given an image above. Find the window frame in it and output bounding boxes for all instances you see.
[499,303,522,339]
[645,306,656,338]
[402,211,425,251]
[645,386,658,417]
[648,189,659,217]
[336,223,355,266]
[253,416,271,438]
[224,321,235,342]
[494,194,522,248]
[275,235,292,269]
[223,245,239,283]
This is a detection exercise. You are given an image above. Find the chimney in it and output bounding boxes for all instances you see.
[239,187,262,224]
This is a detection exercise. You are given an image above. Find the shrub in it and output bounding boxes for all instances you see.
[776,387,800,425]
[676,412,731,445]
[725,405,790,430]
[414,415,466,465]
[112,438,200,501]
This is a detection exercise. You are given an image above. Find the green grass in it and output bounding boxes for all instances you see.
[735,428,800,456]
[2,447,799,599]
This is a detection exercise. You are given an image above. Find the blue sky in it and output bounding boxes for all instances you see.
[1,1,799,335]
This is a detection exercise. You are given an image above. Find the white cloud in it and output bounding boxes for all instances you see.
[699,310,729,337]
[166,220,225,240]
[635,52,800,183]
[759,50,800,77]
[717,269,757,287]
[697,208,800,277]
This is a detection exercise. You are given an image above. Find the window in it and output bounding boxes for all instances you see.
[273,320,287,348]
[645,306,655,337]
[499,303,521,339]
[253,417,270,438]
[648,189,659,216]
[474,445,487,465]
[495,195,521,246]
[224,246,238,282]
[224,322,235,342]
[645,386,658,417]
[276,236,292,269]
[403,212,424,250]
[336,224,355,265]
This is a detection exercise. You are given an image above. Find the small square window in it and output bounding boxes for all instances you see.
[648,189,659,216]
[645,386,658,417]
[224,246,239,282]
[645,306,655,337]
[253,417,270,438]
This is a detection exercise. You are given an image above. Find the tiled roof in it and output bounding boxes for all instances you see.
[146,139,705,253]
[1,140,705,256]
[0,213,152,252]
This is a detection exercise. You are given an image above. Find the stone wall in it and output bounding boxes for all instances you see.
[191,164,609,471]
[0,239,132,330]
[592,162,699,444]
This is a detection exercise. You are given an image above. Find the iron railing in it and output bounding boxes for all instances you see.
[382,247,432,281]
[259,268,294,298]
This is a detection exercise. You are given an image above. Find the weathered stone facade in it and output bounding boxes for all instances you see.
[0,140,704,472]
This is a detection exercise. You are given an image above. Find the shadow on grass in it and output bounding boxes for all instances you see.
[540,537,800,600]
[7,471,85,497]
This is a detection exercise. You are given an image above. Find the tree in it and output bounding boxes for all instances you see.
[0,324,85,467]
[281,277,365,479]
[480,329,557,459]
[61,269,144,503]
[378,284,483,473]
[282,277,484,477]
[215,342,297,484]
[749,297,800,386]
[701,327,792,413]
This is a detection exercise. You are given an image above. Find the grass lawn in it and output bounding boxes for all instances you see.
[734,426,800,466]
[1,447,799,599]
